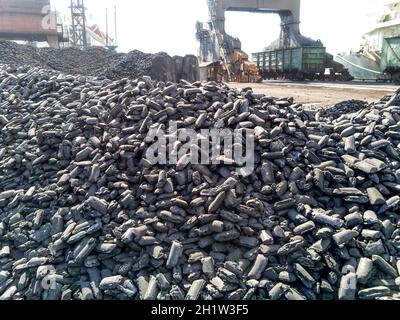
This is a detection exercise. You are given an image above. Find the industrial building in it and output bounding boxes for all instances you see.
[0,0,115,48]
[0,0,65,47]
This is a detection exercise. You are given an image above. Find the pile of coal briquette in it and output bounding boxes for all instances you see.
[0,64,399,300]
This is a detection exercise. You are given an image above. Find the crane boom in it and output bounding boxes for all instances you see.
[208,0,232,80]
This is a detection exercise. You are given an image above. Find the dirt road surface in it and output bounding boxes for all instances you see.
[231,81,398,107]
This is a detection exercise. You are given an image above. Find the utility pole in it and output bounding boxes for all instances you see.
[105,8,109,47]
[114,5,118,46]
[70,0,88,48]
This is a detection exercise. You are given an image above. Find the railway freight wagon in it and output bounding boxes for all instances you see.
[252,46,326,81]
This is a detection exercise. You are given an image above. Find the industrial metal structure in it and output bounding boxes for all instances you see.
[197,0,275,82]
[197,0,351,82]
[0,0,65,47]
[70,0,87,48]
[63,2,117,48]
[55,8,116,48]
[197,0,311,63]
[0,0,115,49]
[212,0,305,48]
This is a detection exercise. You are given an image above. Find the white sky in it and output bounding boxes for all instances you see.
[52,0,389,55]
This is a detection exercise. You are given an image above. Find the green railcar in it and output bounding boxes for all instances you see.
[252,46,326,80]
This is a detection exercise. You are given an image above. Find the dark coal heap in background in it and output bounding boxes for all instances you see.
[0,40,199,82]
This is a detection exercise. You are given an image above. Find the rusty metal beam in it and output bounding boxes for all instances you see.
[70,0,87,48]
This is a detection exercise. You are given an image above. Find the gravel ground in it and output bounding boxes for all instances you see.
[231,81,398,107]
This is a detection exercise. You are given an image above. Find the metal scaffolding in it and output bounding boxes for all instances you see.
[70,0,87,48]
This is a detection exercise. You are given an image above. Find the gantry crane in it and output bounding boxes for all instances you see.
[197,0,312,82]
